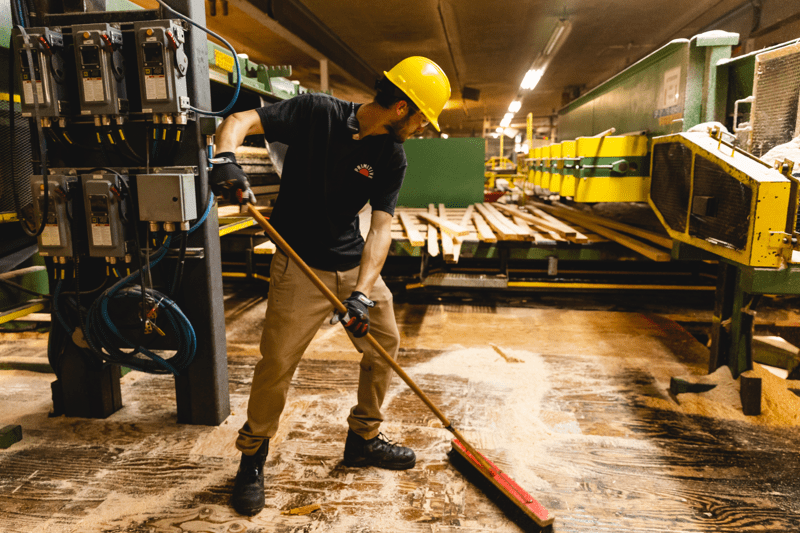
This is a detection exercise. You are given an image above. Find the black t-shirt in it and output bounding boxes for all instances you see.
[256,94,407,271]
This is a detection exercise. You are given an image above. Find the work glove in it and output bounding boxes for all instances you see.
[331,291,375,338]
[208,151,256,204]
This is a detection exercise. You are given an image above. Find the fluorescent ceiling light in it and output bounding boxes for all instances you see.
[521,69,544,90]
[508,100,522,113]
[544,21,568,56]
[500,116,512,128]
[496,127,504,133]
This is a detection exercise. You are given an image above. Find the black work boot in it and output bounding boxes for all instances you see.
[343,429,416,470]
[231,440,269,515]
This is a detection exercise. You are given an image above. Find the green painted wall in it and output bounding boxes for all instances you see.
[397,137,484,208]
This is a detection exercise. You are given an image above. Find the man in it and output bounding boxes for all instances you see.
[209,56,451,516]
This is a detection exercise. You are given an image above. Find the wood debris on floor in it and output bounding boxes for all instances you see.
[2,293,800,532]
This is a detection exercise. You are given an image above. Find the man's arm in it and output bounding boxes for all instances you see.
[355,209,394,296]
[214,109,265,154]
[209,110,264,204]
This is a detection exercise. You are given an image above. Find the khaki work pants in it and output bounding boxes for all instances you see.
[235,250,401,455]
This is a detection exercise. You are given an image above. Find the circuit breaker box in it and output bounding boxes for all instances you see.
[31,174,80,257]
[134,20,190,114]
[13,27,72,118]
[73,23,129,116]
[80,172,132,259]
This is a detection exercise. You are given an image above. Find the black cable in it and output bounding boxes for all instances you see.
[115,127,145,165]
[59,273,108,295]
[154,0,240,116]
[170,230,188,297]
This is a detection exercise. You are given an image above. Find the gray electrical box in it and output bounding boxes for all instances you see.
[134,20,190,114]
[80,172,131,258]
[31,174,79,257]
[73,23,128,116]
[136,173,197,223]
[13,27,72,118]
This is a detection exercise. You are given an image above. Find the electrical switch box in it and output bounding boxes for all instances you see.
[134,20,190,114]
[80,172,131,258]
[13,27,72,118]
[30,174,80,257]
[73,23,129,116]
[136,173,197,223]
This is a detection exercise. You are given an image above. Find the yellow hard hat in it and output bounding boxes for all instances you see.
[384,56,451,132]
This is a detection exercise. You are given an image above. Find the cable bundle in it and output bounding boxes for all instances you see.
[52,193,214,376]
[82,237,196,375]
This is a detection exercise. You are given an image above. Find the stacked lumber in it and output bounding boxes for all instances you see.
[390,202,606,262]
[391,200,673,263]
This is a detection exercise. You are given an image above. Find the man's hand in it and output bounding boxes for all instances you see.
[209,151,256,204]
[331,291,375,338]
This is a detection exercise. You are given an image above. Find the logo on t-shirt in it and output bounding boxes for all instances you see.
[354,163,374,179]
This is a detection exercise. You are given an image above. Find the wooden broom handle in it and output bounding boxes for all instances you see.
[246,204,496,474]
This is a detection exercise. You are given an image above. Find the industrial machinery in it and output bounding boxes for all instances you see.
[549,30,800,379]
[4,0,236,423]
[649,128,798,269]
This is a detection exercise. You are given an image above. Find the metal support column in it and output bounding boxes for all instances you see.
[167,0,230,425]
[709,261,758,379]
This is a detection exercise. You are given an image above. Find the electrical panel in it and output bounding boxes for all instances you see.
[30,174,80,257]
[134,20,190,115]
[136,172,197,225]
[13,27,72,119]
[73,23,129,116]
[80,172,132,259]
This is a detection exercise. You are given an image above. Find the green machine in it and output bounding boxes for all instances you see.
[556,30,800,379]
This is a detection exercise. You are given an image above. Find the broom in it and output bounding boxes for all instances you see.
[246,204,554,531]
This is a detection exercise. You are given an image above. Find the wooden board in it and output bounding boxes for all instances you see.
[471,211,498,243]
[474,203,523,241]
[416,213,471,237]
[426,204,440,258]
[437,204,456,263]
[451,205,475,263]
[496,203,589,243]
[541,207,672,261]
[540,203,673,249]
[398,212,425,246]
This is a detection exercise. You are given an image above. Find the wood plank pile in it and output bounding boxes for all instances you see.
[392,201,674,263]
[391,202,614,264]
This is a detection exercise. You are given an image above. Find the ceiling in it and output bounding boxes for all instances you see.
[138,0,794,138]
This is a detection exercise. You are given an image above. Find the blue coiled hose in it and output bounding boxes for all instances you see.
[54,193,215,376]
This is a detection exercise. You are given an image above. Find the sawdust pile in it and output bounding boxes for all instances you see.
[760,135,800,169]
[649,363,800,426]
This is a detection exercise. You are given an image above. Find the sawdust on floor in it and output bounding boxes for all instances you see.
[645,363,800,425]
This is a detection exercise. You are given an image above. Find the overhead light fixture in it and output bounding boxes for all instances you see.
[508,100,522,113]
[521,68,544,90]
[520,18,571,92]
[500,115,513,128]
[544,20,570,57]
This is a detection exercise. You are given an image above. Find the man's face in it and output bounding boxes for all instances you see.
[386,106,429,143]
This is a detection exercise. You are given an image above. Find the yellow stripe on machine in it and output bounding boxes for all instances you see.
[218,216,259,237]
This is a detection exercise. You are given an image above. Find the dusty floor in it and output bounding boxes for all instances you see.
[2,286,800,532]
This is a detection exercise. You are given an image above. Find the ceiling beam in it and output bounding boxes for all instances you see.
[234,0,379,92]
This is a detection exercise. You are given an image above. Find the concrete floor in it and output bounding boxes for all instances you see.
[2,285,800,532]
